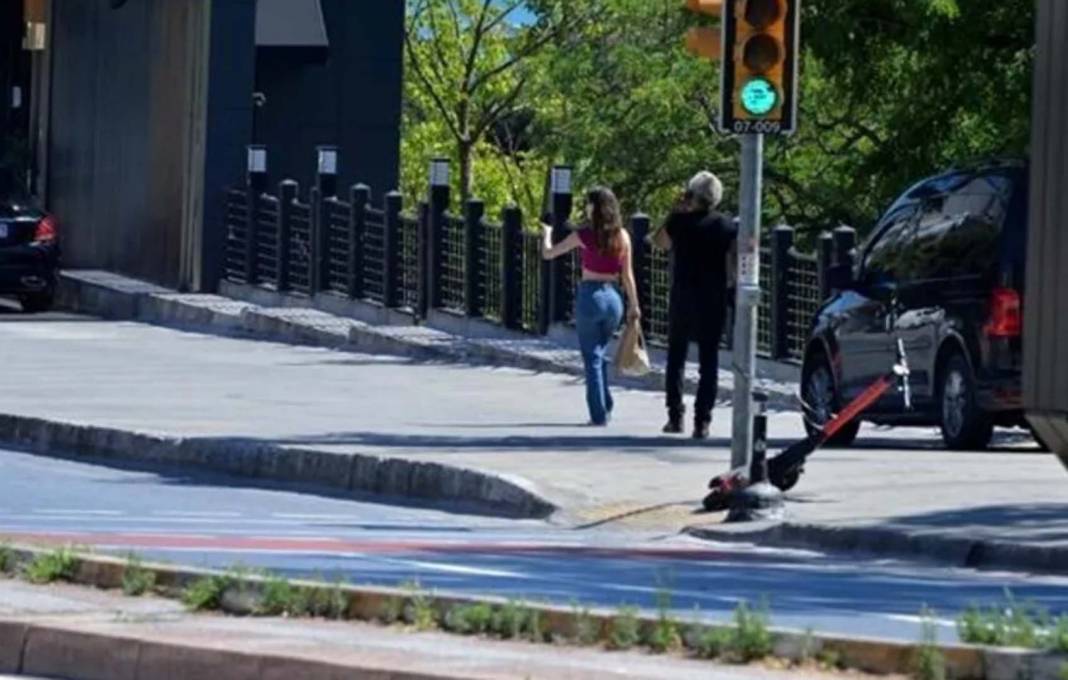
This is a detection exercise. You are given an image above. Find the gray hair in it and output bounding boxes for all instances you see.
[687,171,723,209]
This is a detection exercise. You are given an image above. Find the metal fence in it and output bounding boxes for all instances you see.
[223,176,857,363]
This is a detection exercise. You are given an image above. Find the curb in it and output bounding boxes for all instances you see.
[683,522,1068,577]
[0,413,556,520]
[56,270,799,411]
[2,545,1066,680]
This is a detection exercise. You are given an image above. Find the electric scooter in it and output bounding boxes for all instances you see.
[703,305,913,512]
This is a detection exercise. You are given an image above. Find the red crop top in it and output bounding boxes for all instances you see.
[577,229,624,275]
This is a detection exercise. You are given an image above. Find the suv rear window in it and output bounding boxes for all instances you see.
[900,170,1019,282]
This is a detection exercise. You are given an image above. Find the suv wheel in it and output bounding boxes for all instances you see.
[19,290,54,314]
[802,353,860,447]
[939,353,993,450]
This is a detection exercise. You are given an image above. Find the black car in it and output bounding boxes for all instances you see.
[801,160,1029,450]
[0,172,59,312]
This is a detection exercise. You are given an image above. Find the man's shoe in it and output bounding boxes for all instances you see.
[692,420,711,440]
[662,412,684,435]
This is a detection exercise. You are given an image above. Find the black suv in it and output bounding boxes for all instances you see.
[801,160,1029,450]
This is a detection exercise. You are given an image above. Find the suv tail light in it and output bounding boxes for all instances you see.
[984,287,1022,338]
[33,215,57,244]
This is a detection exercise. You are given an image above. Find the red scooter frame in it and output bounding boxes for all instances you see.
[703,338,911,512]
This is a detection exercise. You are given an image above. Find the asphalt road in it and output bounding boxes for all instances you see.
[3,446,1067,646]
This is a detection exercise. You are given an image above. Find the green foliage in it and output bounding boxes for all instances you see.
[290,576,348,619]
[607,605,641,650]
[1059,662,1068,680]
[401,581,438,631]
[684,601,773,663]
[0,543,14,574]
[444,602,495,635]
[491,600,529,639]
[914,607,947,680]
[727,601,773,662]
[570,602,600,646]
[182,575,230,611]
[379,595,405,625]
[121,554,156,597]
[24,548,78,585]
[957,590,1068,653]
[690,625,732,659]
[403,0,1035,238]
[644,586,682,653]
[259,575,301,616]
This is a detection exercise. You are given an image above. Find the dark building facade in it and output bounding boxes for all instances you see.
[8,0,403,291]
[1026,0,1068,468]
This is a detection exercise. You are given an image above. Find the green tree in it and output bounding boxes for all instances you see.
[404,0,584,213]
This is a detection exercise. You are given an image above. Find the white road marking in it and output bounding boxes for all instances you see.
[32,509,123,516]
[153,511,243,518]
[380,558,531,579]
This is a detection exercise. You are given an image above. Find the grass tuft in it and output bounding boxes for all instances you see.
[957,590,1068,653]
[607,605,641,650]
[24,547,77,584]
[121,553,156,596]
[0,543,14,574]
[914,607,946,680]
[182,575,231,611]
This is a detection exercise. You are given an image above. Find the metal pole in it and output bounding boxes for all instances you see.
[731,133,764,473]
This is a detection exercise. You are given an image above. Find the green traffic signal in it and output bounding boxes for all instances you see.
[740,77,778,116]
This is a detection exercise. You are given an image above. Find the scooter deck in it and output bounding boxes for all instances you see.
[704,370,901,511]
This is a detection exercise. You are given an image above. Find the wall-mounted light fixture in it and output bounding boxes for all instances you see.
[316,146,339,176]
[247,145,267,174]
[429,158,450,188]
[550,165,573,195]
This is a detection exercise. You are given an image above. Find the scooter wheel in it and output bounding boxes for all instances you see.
[771,467,802,492]
[702,490,731,513]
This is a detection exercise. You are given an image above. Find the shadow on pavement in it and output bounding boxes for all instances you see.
[879,503,1068,546]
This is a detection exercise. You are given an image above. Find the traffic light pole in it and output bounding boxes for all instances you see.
[730,133,763,474]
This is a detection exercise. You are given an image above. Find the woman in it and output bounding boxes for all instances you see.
[542,187,641,426]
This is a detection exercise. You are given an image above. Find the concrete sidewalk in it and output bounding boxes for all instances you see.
[1,270,1066,574]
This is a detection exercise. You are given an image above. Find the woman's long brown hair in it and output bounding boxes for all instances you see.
[587,186,625,259]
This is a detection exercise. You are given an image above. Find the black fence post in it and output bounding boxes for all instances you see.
[309,186,324,295]
[464,199,486,318]
[416,201,431,320]
[833,225,857,271]
[277,180,298,292]
[427,159,450,311]
[348,184,370,300]
[770,224,794,360]
[538,246,552,335]
[244,148,267,285]
[550,166,574,324]
[630,213,652,334]
[501,205,524,331]
[817,231,835,301]
[383,191,403,309]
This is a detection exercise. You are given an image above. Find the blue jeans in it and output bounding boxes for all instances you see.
[575,282,624,425]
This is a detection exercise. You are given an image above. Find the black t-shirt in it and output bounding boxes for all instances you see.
[664,209,737,308]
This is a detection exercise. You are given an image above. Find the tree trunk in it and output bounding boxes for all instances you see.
[458,140,474,205]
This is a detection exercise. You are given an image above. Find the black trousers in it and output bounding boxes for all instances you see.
[665,311,726,423]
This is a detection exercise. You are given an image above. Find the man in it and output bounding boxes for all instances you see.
[651,171,737,439]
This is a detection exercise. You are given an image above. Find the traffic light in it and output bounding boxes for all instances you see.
[683,0,723,61]
[720,0,800,135]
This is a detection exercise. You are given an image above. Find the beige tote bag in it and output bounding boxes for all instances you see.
[616,320,652,377]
